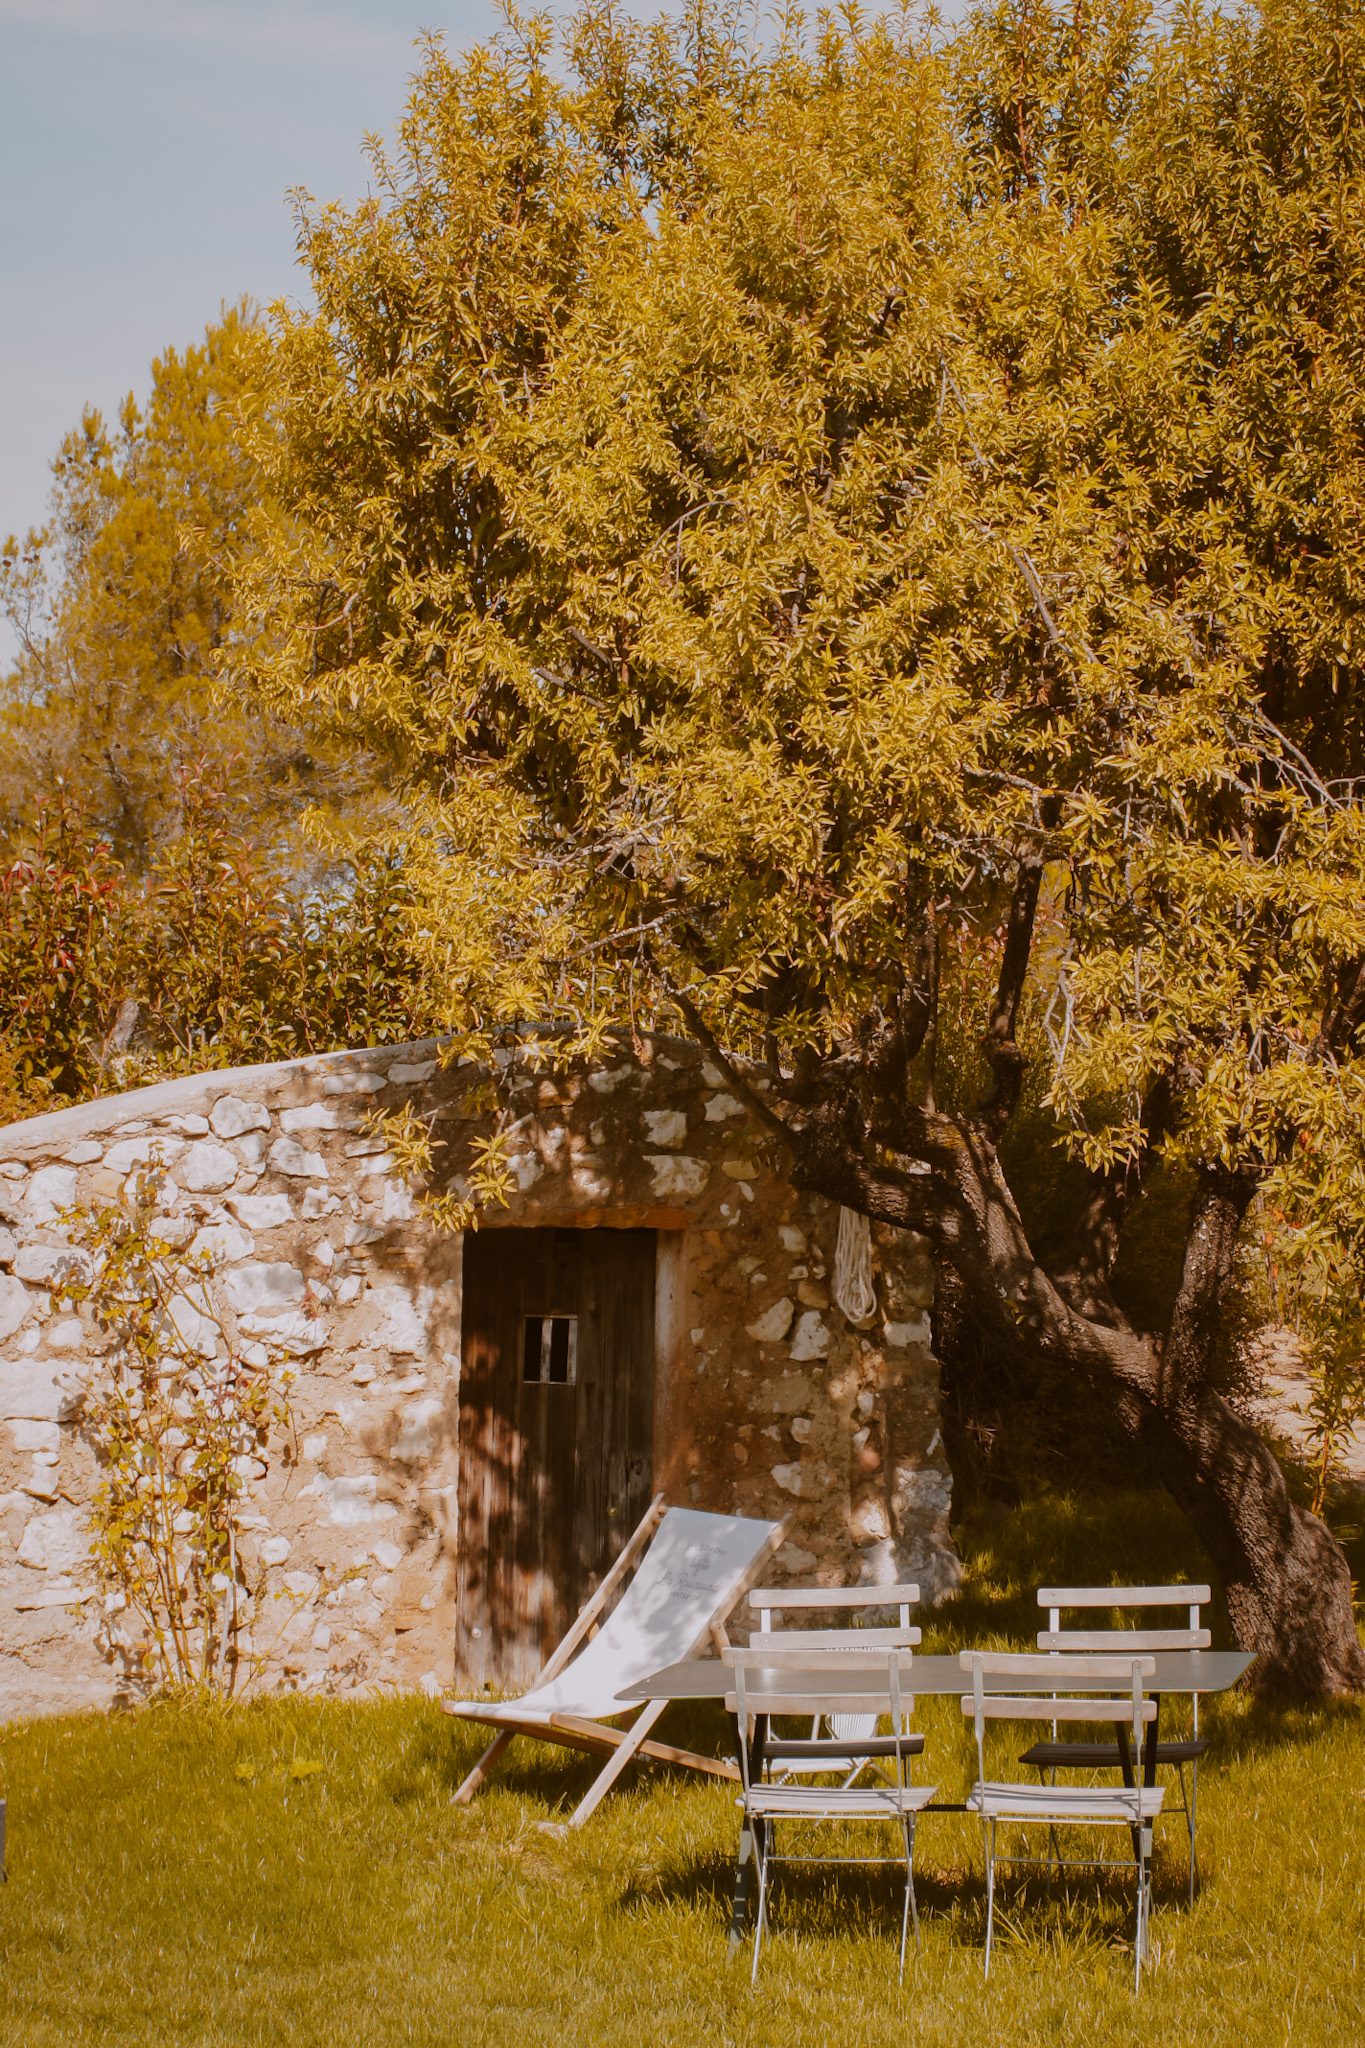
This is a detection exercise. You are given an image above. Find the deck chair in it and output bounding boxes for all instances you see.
[961,1651,1165,1990]
[729,1648,936,1983]
[748,1583,923,1786]
[444,1494,787,1826]
[1020,1583,1211,1903]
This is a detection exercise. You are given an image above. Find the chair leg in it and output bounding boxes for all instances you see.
[905,1816,921,1974]
[751,1817,772,1985]
[1134,1821,1152,1990]
[983,1818,996,1981]
[452,1727,514,1805]
[1183,1758,1200,1906]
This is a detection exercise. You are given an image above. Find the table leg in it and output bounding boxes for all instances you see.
[1143,1696,1162,1788]
[726,1714,768,1954]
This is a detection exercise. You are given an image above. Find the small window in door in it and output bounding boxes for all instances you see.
[523,1315,578,1385]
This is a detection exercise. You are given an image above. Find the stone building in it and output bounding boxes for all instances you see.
[0,1035,959,1720]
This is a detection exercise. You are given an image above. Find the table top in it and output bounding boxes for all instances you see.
[620,1649,1255,1703]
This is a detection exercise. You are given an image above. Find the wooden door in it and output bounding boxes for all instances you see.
[456,1227,656,1689]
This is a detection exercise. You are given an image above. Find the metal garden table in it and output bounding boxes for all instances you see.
[622,1649,1255,1946]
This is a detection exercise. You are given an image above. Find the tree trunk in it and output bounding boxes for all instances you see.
[788,1101,1365,1696]
[1138,1170,1365,1695]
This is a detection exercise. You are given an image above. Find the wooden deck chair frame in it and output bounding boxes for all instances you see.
[728,1648,937,1984]
[445,1494,788,1827]
[748,1583,923,1787]
[960,1651,1164,1991]
[1023,1584,1212,1904]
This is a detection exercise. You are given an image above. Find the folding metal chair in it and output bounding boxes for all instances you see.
[747,1583,922,1786]
[961,1651,1165,1989]
[1020,1584,1211,1902]
[729,1648,937,1983]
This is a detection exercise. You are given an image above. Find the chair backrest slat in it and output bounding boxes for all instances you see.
[1036,1585,1211,1607]
[1038,1626,1210,1652]
[960,1694,1158,1723]
[749,1584,919,1610]
[957,1649,1156,1681]
[745,1626,921,1654]
[750,1583,918,1636]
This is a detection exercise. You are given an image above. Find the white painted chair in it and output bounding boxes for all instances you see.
[747,1583,922,1785]
[444,1495,787,1826]
[960,1651,1165,1989]
[1021,1583,1211,1902]
[728,1648,937,1982]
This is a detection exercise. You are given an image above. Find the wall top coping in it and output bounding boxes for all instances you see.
[0,1030,762,1165]
[0,1039,442,1162]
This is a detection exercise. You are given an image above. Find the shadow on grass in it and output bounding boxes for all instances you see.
[618,1839,1172,1969]
[401,1697,741,1816]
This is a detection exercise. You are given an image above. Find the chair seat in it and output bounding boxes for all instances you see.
[764,1735,926,1760]
[1019,1739,1208,1769]
[744,1782,939,1820]
[967,1780,1165,1823]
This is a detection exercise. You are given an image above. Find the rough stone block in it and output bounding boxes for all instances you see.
[643,1109,688,1149]
[0,1228,16,1266]
[281,1106,345,1133]
[178,1142,240,1193]
[320,1071,386,1095]
[63,1142,104,1165]
[0,1358,68,1420]
[746,1297,794,1344]
[16,1506,86,1572]
[162,1291,220,1359]
[43,1317,86,1352]
[646,1155,709,1199]
[10,1420,59,1453]
[269,1138,329,1180]
[789,1311,832,1361]
[12,1244,88,1289]
[228,1194,294,1230]
[387,1062,436,1084]
[305,1473,398,1526]
[368,1285,428,1357]
[22,1167,79,1226]
[0,1277,35,1345]
[225,1263,305,1315]
[239,1310,327,1355]
[210,1096,271,1139]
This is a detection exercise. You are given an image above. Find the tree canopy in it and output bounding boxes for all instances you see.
[0,305,374,869]
[223,0,1365,1690]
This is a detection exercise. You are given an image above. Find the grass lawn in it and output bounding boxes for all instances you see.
[1,1491,1361,2048]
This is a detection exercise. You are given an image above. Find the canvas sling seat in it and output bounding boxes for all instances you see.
[443,1494,786,1826]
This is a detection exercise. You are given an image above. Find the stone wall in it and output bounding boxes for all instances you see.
[0,1035,959,1722]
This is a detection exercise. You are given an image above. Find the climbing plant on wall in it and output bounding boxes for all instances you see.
[58,1160,296,1693]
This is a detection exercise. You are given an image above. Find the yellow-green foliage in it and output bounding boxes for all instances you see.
[0,305,375,869]
[232,1,1365,1332]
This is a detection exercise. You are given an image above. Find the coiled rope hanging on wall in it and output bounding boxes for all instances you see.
[833,1206,877,1323]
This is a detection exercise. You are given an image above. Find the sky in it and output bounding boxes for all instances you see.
[0,0,508,557]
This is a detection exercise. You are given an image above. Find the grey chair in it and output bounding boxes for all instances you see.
[747,1583,923,1785]
[961,1651,1165,1989]
[728,1648,937,1983]
[1020,1584,1211,1902]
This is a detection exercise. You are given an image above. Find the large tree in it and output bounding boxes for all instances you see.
[232,0,1365,1691]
